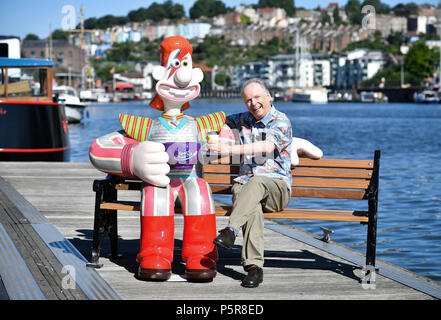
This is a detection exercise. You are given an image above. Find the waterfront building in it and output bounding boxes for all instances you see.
[330,49,385,89]
[22,40,86,85]
[232,53,329,90]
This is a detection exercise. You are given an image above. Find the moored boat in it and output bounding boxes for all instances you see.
[0,58,70,161]
[291,87,328,104]
[413,90,440,104]
[53,85,86,123]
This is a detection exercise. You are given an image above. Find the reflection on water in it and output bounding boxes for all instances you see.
[70,100,441,282]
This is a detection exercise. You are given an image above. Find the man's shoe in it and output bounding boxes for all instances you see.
[241,265,263,288]
[213,227,236,249]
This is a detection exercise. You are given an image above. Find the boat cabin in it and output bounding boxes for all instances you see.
[0,58,54,102]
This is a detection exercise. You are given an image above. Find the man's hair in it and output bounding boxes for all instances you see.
[240,78,270,96]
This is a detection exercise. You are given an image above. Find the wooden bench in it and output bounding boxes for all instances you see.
[87,150,380,272]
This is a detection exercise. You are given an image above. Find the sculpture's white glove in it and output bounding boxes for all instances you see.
[291,137,323,166]
[131,141,170,187]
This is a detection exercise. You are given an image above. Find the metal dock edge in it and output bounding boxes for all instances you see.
[266,221,441,299]
[0,223,45,300]
[0,176,122,300]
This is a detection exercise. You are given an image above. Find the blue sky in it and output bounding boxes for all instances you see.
[0,0,438,39]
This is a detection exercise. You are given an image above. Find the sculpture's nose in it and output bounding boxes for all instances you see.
[174,67,192,88]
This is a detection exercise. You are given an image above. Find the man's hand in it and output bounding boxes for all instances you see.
[207,136,231,154]
[131,141,170,187]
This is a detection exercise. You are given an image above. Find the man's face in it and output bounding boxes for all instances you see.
[242,82,272,121]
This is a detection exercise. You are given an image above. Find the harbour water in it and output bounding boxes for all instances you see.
[69,99,441,282]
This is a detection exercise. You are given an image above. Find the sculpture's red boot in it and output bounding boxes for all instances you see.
[182,214,218,281]
[137,215,174,281]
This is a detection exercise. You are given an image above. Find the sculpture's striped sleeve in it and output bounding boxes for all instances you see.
[119,113,154,142]
[194,111,226,141]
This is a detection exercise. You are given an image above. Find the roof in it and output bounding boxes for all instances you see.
[0,57,53,68]
[193,63,213,72]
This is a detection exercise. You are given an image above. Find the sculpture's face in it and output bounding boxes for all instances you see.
[152,48,203,106]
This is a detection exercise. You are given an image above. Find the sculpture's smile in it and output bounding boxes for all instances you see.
[158,83,200,101]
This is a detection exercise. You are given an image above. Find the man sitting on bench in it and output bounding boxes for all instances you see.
[208,78,293,288]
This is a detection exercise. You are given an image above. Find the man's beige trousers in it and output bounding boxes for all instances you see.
[229,176,290,268]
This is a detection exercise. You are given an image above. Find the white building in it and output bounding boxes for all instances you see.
[330,49,385,89]
[232,53,327,89]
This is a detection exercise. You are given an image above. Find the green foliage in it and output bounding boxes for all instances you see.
[215,71,231,86]
[83,1,184,29]
[104,41,141,62]
[320,10,331,25]
[90,59,132,83]
[257,0,296,16]
[345,0,362,25]
[189,0,228,19]
[24,34,39,41]
[51,29,69,41]
[404,41,436,79]
[392,2,418,17]
[128,1,185,22]
[333,6,343,25]
[359,61,426,88]
[344,30,400,54]
[83,15,128,30]
[240,14,251,25]
[360,40,440,88]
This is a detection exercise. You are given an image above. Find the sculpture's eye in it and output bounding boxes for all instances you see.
[172,59,180,68]
[182,60,189,67]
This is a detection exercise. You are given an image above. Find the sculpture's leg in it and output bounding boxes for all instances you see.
[180,178,217,281]
[137,183,174,281]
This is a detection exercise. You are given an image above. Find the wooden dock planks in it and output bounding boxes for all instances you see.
[0,161,438,300]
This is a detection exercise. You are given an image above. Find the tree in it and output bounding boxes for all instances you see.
[257,0,296,16]
[189,0,228,19]
[345,0,362,25]
[392,2,418,17]
[320,10,331,25]
[332,6,343,25]
[24,34,39,41]
[404,41,435,80]
[51,29,69,41]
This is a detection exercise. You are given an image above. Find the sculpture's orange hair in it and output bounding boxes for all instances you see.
[149,36,193,111]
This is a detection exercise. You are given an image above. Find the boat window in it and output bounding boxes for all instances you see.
[6,68,48,97]
[0,68,5,97]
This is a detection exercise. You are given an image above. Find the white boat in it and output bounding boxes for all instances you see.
[292,88,328,104]
[413,90,440,104]
[53,85,86,123]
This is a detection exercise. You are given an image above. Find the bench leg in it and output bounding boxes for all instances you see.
[87,178,122,268]
[361,196,378,284]
[87,185,106,268]
[106,187,122,260]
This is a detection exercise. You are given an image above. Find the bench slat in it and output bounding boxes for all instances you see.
[203,166,373,179]
[204,175,369,189]
[296,158,374,169]
[205,157,374,169]
[292,178,370,189]
[292,188,366,199]
[99,202,368,222]
[205,175,368,189]
[292,168,373,179]
[101,201,140,211]
[213,206,368,222]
